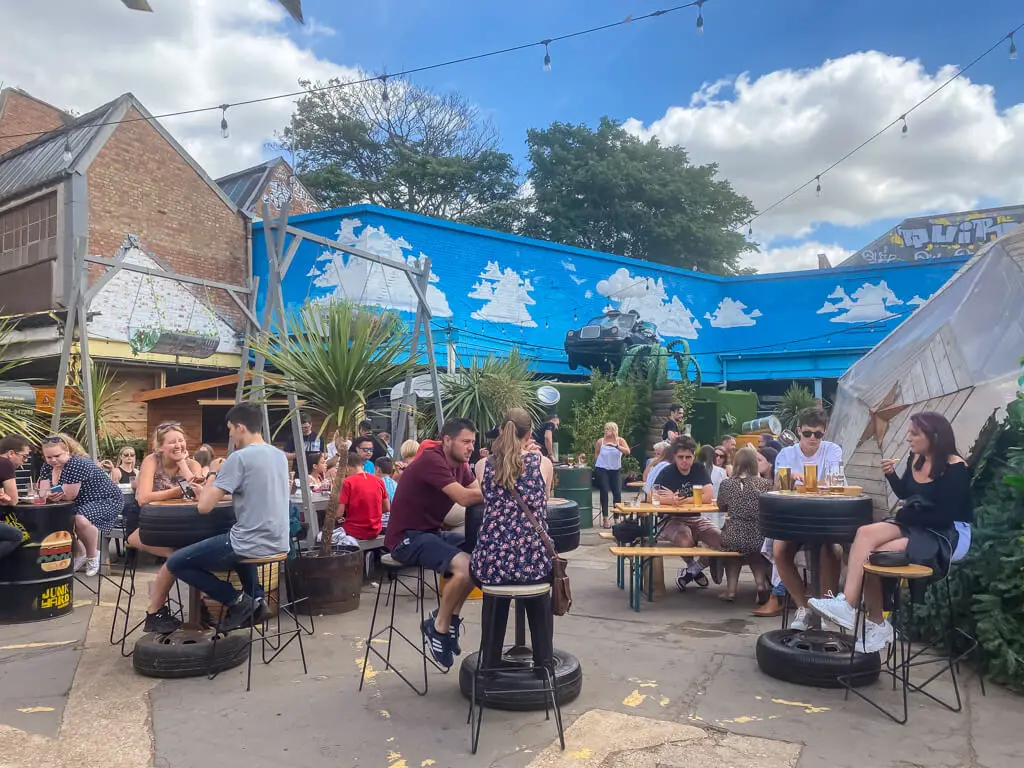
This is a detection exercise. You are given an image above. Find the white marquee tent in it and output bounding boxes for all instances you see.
[830,225,1024,517]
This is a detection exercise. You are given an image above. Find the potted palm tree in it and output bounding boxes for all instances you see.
[250,299,422,613]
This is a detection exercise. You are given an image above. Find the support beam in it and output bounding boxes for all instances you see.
[82,255,250,296]
[419,258,444,430]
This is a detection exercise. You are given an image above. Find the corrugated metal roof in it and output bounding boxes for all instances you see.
[216,160,276,212]
[0,98,120,203]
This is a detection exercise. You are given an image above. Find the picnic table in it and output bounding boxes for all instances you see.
[613,501,719,544]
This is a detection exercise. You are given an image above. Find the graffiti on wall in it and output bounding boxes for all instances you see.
[842,206,1024,267]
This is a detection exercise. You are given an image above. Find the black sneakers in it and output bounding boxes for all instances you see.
[144,606,182,635]
[221,594,256,632]
[421,617,454,669]
[430,609,463,655]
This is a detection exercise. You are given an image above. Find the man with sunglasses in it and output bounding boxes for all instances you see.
[772,407,844,630]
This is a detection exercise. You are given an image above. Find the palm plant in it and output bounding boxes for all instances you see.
[0,315,47,441]
[249,299,422,554]
[419,350,543,439]
[774,382,822,431]
[60,364,126,457]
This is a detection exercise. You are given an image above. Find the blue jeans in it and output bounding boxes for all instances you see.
[165,534,262,606]
[772,581,787,598]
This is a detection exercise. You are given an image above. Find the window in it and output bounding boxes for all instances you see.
[0,193,59,274]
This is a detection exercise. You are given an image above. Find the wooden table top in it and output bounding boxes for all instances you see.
[625,481,646,489]
[614,502,719,516]
[863,563,933,579]
[609,546,741,558]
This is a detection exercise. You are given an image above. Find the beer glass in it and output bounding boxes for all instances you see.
[803,463,818,493]
[692,485,703,505]
[777,466,791,492]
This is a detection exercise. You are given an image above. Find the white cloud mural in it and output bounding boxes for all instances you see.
[570,274,586,285]
[89,235,238,352]
[596,267,701,339]
[907,295,927,306]
[560,260,577,272]
[307,218,452,317]
[584,290,593,299]
[469,261,537,327]
[824,281,905,324]
[705,297,763,328]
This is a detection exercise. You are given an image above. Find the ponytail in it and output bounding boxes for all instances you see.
[491,407,533,490]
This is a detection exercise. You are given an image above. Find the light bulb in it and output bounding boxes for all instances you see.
[62,134,73,166]
[696,0,705,34]
[1011,33,1018,61]
[381,75,389,104]
[542,41,552,72]
[219,104,229,139]
[815,175,822,197]
[747,224,753,239]
[900,115,908,136]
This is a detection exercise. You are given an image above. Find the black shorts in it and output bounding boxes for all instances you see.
[390,530,466,574]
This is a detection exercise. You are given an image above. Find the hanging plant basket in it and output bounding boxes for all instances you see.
[128,328,220,359]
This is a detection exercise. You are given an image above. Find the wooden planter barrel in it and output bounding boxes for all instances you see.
[288,546,362,615]
[0,502,76,623]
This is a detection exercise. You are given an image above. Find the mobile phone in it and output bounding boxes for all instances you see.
[49,484,64,495]
[178,480,196,500]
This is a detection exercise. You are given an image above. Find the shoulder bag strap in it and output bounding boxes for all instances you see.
[487,457,558,559]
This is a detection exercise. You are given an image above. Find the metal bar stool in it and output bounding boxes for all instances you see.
[838,562,950,724]
[359,554,445,697]
[468,583,565,755]
[209,553,308,692]
[108,547,184,657]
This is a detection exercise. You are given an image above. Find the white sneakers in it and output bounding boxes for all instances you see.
[857,619,894,654]
[72,555,86,572]
[84,556,100,577]
[807,593,857,631]
[789,606,817,631]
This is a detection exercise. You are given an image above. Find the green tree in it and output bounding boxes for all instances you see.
[280,77,520,222]
[521,117,756,275]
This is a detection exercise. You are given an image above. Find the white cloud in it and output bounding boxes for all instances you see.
[312,218,452,317]
[705,297,762,328]
[469,261,537,326]
[907,294,927,306]
[560,260,577,272]
[596,267,701,339]
[0,0,357,177]
[742,242,855,273]
[570,274,586,285]
[816,302,839,315]
[584,290,593,299]
[825,281,904,324]
[625,51,1024,244]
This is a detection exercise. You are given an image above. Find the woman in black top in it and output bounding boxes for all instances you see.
[809,412,972,653]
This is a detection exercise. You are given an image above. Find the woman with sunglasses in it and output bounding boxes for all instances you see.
[697,445,728,498]
[129,423,208,633]
[39,434,124,577]
[113,446,138,485]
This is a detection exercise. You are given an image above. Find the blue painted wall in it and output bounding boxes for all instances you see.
[252,205,965,384]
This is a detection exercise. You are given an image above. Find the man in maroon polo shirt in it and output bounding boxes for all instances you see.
[386,418,483,669]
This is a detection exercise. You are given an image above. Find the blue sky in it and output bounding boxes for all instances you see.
[6,0,1024,271]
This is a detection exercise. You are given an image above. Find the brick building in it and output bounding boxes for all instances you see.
[0,88,249,444]
[216,157,320,220]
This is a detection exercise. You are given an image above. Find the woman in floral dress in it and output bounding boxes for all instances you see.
[471,408,554,669]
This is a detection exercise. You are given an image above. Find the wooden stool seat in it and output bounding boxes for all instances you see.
[609,546,742,559]
[863,563,933,579]
[240,553,288,565]
[480,583,551,598]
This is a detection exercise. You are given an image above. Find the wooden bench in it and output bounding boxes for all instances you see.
[598,531,616,540]
[609,546,742,612]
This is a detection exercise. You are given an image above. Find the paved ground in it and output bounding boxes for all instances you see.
[1,518,1022,768]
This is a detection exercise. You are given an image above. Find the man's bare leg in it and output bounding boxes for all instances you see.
[434,552,473,633]
[773,540,807,607]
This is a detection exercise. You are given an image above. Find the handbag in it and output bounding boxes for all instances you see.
[507,484,573,616]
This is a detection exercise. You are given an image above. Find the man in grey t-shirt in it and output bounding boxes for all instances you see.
[166,403,290,631]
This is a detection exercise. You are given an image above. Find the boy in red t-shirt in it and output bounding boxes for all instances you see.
[339,453,389,540]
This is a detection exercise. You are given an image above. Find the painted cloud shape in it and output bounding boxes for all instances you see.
[308,218,453,316]
[907,295,927,306]
[596,267,701,339]
[469,261,537,327]
[705,297,763,328]
[824,280,904,324]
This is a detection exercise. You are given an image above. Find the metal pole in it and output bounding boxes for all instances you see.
[74,239,99,459]
[394,284,425,448]
[51,286,79,433]
[419,259,444,431]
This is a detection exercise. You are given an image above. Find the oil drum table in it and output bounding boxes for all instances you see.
[0,502,76,623]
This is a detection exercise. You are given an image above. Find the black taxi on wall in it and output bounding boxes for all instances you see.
[564,310,659,371]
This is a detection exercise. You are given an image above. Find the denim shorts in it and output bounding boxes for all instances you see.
[390,530,466,574]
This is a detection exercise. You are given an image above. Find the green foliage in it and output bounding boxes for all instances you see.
[520,118,756,275]
[281,77,519,223]
[249,300,421,439]
[673,380,698,427]
[419,350,542,438]
[774,382,821,431]
[621,455,642,481]
[910,398,1024,691]
[570,373,640,457]
[0,316,47,441]
[60,364,126,458]
[616,339,701,389]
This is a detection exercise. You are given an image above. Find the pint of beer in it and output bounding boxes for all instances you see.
[803,463,818,493]
[692,485,703,505]
[777,466,791,491]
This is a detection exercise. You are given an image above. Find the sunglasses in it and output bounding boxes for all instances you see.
[43,436,65,444]
[157,422,182,430]
[714,452,726,459]
[801,430,825,439]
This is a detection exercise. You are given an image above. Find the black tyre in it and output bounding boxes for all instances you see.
[567,357,578,371]
[758,492,872,544]
[132,629,250,679]
[138,501,235,549]
[459,648,583,711]
[755,629,879,688]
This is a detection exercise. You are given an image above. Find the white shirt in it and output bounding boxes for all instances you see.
[709,465,727,498]
[775,441,843,481]
[325,441,350,461]
[643,460,670,496]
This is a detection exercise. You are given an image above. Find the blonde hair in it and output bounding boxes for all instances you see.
[603,422,619,440]
[400,439,420,460]
[152,422,189,452]
[42,433,88,457]
[732,446,760,485]
[492,408,532,490]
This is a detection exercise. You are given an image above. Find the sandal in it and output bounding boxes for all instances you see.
[693,571,710,588]
[602,517,612,529]
[717,592,736,602]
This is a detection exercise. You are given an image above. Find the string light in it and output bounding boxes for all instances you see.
[1010,32,1018,60]
[380,75,389,104]
[542,40,552,72]
[899,114,908,136]
[219,104,229,139]
[696,0,705,34]
[815,175,822,197]
[747,224,753,239]
[62,134,73,166]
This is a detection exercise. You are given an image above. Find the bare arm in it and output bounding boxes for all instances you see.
[702,484,713,504]
[1,478,17,505]
[541,456,554,495]
[617,438,631,456]
[135,455,183,505]
[545,430,553,457]
[442,480,483,508]
[593,440,601,466]
[196,483,228,514]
